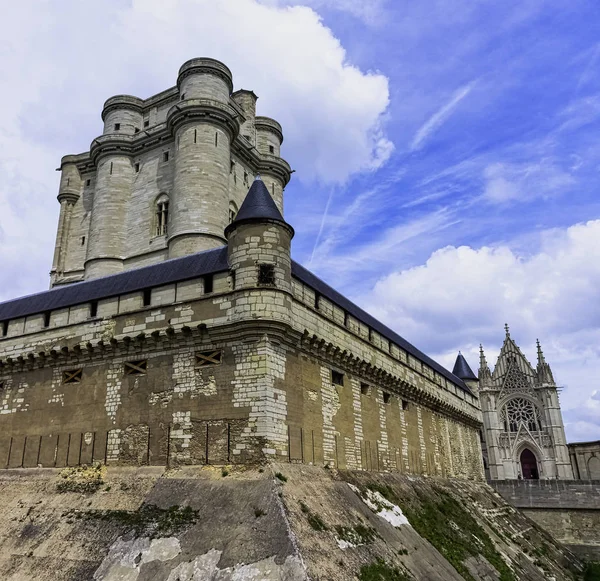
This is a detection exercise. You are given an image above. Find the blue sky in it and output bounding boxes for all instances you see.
[1,0,599,441]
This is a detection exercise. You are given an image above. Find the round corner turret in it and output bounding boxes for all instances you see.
[57,157,82,203]
[255,116,283,157]
[177,58,233,102]
[101,95,144,136]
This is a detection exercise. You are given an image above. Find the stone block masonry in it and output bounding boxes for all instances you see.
[50,58,292,285]
[0,57,484,482]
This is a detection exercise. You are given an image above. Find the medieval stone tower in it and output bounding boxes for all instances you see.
[51,57,291,285]
[454,326,573,481]
[0,57,484,479]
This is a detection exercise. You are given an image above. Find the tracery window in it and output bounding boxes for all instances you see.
[501,398,541,433]
[155,195,169,236]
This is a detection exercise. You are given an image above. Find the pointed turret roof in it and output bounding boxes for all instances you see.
[452,352,477,381]
[226,176,292,237]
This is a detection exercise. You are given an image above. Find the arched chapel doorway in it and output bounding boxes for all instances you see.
[520,448,539,479]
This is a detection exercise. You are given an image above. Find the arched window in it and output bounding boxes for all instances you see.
[501,398,541,433]
[229,201,238,224]
[155,194,169,236]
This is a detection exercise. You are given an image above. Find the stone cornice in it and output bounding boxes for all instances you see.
[255,116,284,144]
[101,95,144,121]
[79,118,291,185]
[166,99,241,141]
[295,330,482,428]
[0,318,480,428]
[177,58,234,94]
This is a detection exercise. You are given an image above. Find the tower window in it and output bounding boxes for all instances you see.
[134,163,140,173]
[143,288,152,307]
[144,120,149,128]
[195,350,222,367]
[204,274,214,294]
[86,179,91,186]
[257,264,275,286]
[383,392,391,404]
[62,369,82,384]
[194,129,197,144]
[402,400,409,411]
[114,123,120,131]
[81,236,85,246]
[156,198,169,236]
[163,151,169,162]
[125,360,147,376]
[269,145,274,154]
[89,301,98,318]
[314,292,320,310]
[43,311,51,328]
[331,370,344,386]
[360,382,370,395]
[229,201,238,223]
[134,127,140,134]
[243,171,248,185]
[180,93,185,100]
[1,321,8,337]
[215,132,218,147]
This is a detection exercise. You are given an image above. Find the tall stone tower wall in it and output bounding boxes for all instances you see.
[50,58,292,286]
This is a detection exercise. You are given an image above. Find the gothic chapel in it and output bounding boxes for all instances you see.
[455,326,574,481]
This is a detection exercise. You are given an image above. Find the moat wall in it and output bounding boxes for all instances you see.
[491,479,600,561]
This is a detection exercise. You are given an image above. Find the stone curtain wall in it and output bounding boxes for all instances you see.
[0,270,483,479]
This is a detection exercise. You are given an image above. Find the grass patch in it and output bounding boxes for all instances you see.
[56,463,104,494]
[335,523,377,545]
[359,559,411,581]
[221,468,229,477]
[275,472,287,482]
[398,486,515,581]
[80,504,198,538]
[360,482,514,581]
[298,500,328,531]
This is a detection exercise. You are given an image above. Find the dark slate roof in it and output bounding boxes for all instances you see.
[452,353,477,381]
[291,261,471,394]
[0,244,470,394]
[0,246,228,322]
[230,177,286,225]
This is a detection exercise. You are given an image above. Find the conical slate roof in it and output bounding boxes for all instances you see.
[234,176,285,222]
[452,352,477,381]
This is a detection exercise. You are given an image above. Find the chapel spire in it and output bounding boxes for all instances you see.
[478,344,492,386]
[536,338,555,385]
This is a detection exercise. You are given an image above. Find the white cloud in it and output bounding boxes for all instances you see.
[483,160,575,203]
[410,82,475,151]
[262,0,387,23]
[362,220,600,440]
[0,0,391,300]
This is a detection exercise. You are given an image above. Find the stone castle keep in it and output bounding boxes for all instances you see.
[0,58,485,478]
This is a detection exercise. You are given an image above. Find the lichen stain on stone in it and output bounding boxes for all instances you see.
[94,536,181,580]
[94,539,306,581]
